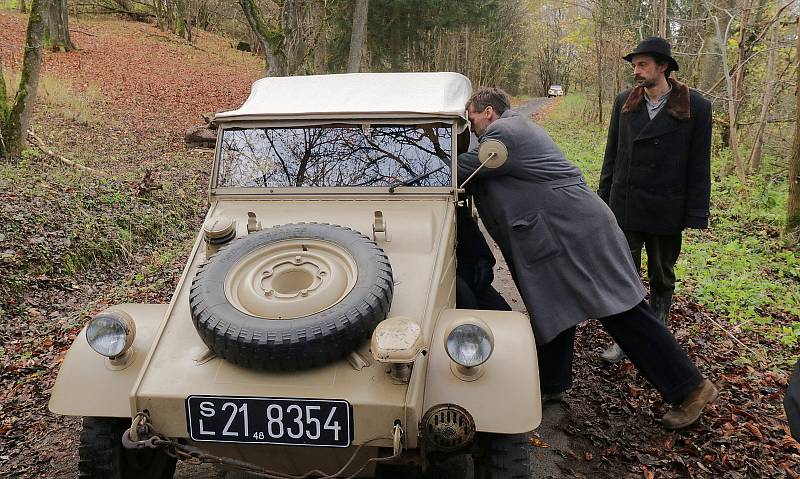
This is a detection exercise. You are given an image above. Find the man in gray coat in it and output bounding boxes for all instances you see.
[457,87,717,429]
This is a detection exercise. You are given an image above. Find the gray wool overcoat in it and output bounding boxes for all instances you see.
[457,110,645,344]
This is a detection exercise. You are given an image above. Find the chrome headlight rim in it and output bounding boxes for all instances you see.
[444,318,494,368]
[86,309,136,358]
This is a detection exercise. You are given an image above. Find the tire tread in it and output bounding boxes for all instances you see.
[190,223,393,371]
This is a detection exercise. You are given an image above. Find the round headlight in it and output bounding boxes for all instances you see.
[86,310,136,358]
[445,321,494,367]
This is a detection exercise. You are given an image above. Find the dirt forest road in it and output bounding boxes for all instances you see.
[516,97,555,119]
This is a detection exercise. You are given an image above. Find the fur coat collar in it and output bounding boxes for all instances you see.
[621,78,690,121]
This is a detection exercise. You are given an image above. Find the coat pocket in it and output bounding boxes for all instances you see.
[510,213,562,265]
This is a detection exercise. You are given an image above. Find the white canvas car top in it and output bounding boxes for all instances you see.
[215,72,472,121]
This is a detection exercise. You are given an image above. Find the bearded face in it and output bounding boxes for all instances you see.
[631,54,667,88]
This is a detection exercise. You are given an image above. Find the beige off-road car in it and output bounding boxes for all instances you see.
[49,72,542,478]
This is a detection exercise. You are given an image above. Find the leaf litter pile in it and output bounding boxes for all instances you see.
[1,10,800,479]
[532,295,800,478]
[0,12,260,478]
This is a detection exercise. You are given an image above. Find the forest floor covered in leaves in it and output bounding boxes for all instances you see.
[1,10,799,478]
[0,10,261,477]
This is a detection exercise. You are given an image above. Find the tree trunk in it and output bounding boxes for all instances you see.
[347,0,369,73]
[312,1,329,74]
[19,0,27,13]
[595,11,604,124]
[239,0,286,76]
[2,0,48,162]
[706,1,746,184]
[748,21,776,173]
[786,18,800,244]
[731,0,752,125]
[46,0,76,52]
[0,61,8,121]
[656,0,667,37]
[153,0,166,30]
[174,0,189,40]
[699,27,721,91]
[0,62,8,155]
[282,0,308,75]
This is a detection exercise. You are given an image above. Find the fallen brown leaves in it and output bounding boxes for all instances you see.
[530,436,552,448]
[0,13,245,478]
[0,11,262,139]
[565,295,800,478]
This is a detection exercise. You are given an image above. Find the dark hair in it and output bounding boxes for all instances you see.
[652,55,674,78]
[466,87,511,116]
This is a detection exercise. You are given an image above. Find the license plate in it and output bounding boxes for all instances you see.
[186,395,353,447]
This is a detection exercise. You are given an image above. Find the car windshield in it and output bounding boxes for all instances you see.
[216,123,453,188]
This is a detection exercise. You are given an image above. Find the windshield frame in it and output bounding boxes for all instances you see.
[210,118,458,197]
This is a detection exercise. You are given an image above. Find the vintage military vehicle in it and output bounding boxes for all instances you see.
[49,72,542,478]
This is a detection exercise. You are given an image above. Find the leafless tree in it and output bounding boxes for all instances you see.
[786,15,800,245]
[47,0,77,51]
[347,0,368,73]
[748,19,778,172]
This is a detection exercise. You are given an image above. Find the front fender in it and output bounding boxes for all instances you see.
[48,304,168,418]
[423,308,542,433]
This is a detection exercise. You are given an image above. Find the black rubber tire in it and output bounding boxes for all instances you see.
[190,222,393,370]
[78,417,176,479]
[474,433,532,479]
[424,453,474,479]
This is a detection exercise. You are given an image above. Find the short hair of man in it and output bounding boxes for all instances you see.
[466,87,511,116]
[650,54,673,78]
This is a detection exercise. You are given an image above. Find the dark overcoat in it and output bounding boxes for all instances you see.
[457,110,645,344]
[599,79,712,235]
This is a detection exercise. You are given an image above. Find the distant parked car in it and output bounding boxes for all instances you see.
[548,85,564,97]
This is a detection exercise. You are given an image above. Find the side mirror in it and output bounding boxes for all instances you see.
[459,139,508,189]
[478,139,508,168]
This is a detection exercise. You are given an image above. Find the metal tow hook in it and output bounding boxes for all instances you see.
[121,428,160,449]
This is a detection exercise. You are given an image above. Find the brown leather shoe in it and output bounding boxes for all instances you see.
[662,379,719,430]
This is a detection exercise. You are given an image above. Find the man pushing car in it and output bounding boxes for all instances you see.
[457,87,717,429]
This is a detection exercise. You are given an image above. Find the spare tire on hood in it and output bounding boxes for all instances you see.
[189,222,393,370]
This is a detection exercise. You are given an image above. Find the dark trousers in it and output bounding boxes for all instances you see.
[536,300,703,404]
[624,231,683,297]
[456,275,511,311]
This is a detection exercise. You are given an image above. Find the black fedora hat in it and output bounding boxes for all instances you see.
[623,37,679,72]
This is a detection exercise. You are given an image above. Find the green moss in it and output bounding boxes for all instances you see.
[0,163,203,313]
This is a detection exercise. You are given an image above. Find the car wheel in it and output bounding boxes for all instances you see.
[190,222,393,370]
[424,453,475,479]
[78,417,176,479]
[474,432,532,478]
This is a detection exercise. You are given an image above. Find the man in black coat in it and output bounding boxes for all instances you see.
[599,37,712,363]
[785,360,800,441]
